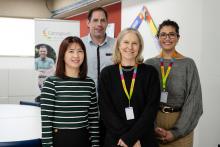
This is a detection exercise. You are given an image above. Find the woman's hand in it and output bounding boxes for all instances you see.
[155,127,174,143]
[163,130,174,142]
[133,140,141,147]
[155,127,167,138]
[117,139,128,147]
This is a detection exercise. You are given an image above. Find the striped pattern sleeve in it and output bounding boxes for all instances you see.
[88,80,100,147]
[40,77,56,147]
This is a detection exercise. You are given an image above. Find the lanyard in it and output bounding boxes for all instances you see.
[119,64,138,106]
[160,58,174,91]
[160,52,176,91]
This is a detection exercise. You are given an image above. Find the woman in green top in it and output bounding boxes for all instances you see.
[145,19,203,147]
[40,36,99,147]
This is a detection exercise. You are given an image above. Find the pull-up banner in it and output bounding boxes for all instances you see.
[35,19,80,90]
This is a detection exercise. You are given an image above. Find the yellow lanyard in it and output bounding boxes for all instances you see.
[160,52,177,91]
[119,64,138,106]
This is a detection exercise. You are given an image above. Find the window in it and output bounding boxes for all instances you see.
[0,17,34,56]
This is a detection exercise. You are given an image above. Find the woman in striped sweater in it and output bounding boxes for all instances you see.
[40,36,99,147]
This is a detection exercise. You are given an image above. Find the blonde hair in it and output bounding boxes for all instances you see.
[112,28,144,64]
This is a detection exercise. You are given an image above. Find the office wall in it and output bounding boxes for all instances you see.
[0,67,40,104]
[200,0,220,146]
[0,0,51,18]
[121,0,220,146]
[0,57,39,104]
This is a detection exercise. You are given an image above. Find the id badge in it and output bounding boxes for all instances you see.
[125,107,135,120]
[160,91,168,103]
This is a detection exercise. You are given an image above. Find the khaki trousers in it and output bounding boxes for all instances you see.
[156,111,193,147]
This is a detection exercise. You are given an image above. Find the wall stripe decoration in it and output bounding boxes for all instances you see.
[130,6,161,51]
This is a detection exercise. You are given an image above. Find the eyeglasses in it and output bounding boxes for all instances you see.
[159,32,178,39]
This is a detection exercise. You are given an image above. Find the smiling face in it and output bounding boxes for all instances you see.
[158,26,179,51]
[119,32,140,65]
[64,43,84,72]
[39,47,48,59]
[87,10,108,40]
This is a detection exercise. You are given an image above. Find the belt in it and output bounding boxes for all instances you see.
[159,104,181,113]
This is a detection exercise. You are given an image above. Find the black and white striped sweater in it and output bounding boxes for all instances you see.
[40,76,99,147]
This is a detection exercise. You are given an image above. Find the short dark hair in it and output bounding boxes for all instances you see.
[157,19,180,38]
[88,7,108,21]
[39,45,47,49]
[38,45,48,53]
[55,36,87,80]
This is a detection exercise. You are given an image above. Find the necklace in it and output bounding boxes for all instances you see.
[121,66,135,72]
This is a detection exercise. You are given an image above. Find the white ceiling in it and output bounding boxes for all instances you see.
[50,0,120,19]
[0,0,120,19]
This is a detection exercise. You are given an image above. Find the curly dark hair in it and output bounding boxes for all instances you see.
[157,19,180,38]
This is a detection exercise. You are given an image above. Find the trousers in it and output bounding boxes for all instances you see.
[156,111,193,147]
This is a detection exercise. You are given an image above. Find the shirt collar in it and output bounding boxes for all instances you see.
[88,33,108,46]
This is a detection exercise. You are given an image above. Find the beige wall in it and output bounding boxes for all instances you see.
[0,0,51,18]
[0,0,119,19]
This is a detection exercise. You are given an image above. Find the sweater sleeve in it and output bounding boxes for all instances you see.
[121,66,161,146]
[40,77,56,147]
[170,59,203,139]
[98,68,126,134]
[88,81,100,147]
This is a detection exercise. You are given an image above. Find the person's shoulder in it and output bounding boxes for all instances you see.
[44,76,59,85]
[101,64,117,76]
[139,63,158,75]
[81,35,86,40]
[35,57,41,62]
[106,36,115,43]
[106,35,115,40]
[103,64,116,71]
[139,63,157,70]
[84,77,96,87]
[47,76,60,81]
[47,57,54,62]
[100,64,117,81]
[81,34,89,42]
[181,57,198,69]
[85,76,95,83]
[182,57,195,63]
[144,57,158,64]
